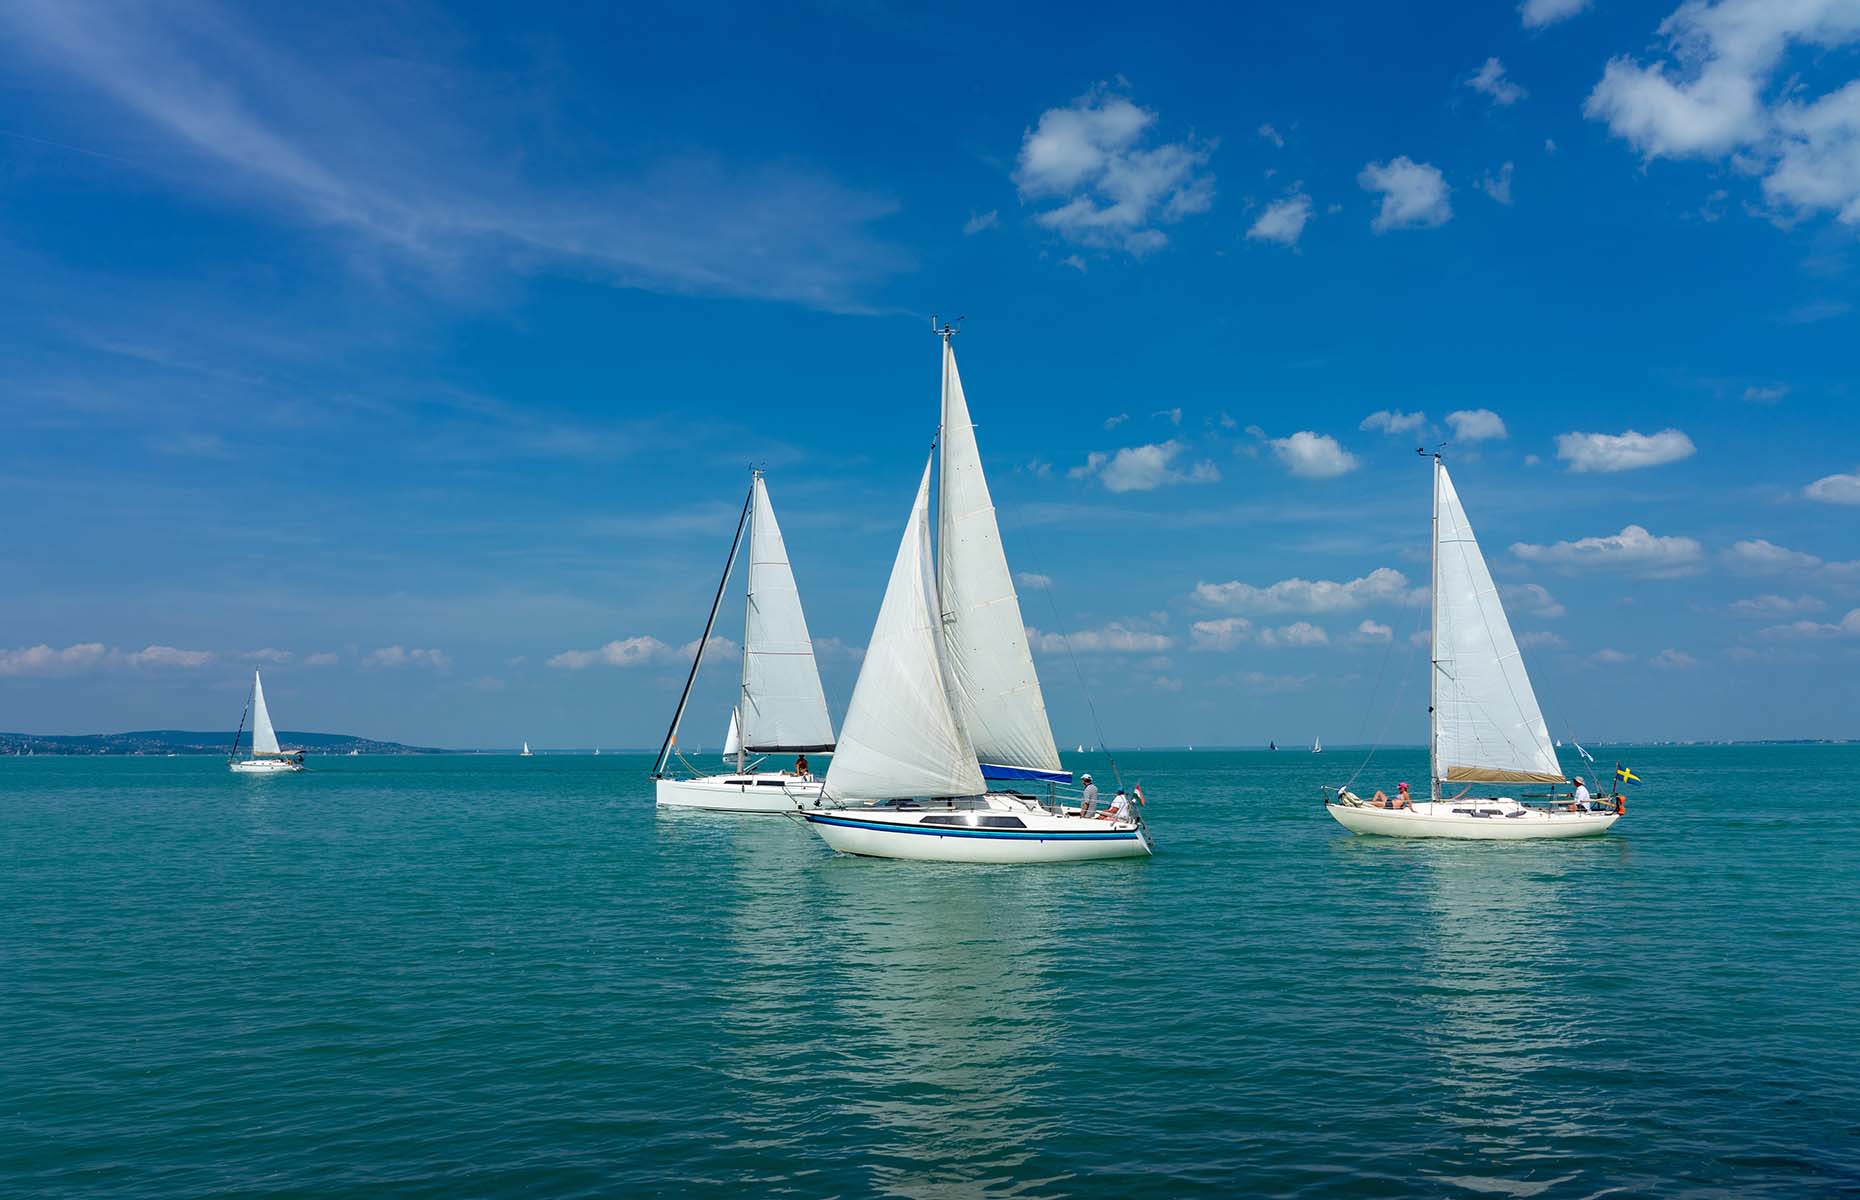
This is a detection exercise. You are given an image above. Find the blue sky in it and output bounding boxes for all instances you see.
[3,0,1857,748]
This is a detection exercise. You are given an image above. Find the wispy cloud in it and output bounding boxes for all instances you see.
[1466,58,1526,106]
[1069,441,1221,493]
[1555,428,1696,473]
[363,645,451,669]
[1359,157,1451,232]
[1028,622,1173,653]
[1513,525,1706,576]
[547,635,735,670]
[1194,567,1420,613]
[1246,191,1314,247]
[1269,431,1360,478]
[1805,467,1860,506]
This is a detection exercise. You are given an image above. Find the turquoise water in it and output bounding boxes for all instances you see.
[3,747,1857,1197]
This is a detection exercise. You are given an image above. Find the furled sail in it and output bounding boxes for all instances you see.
[935,342,1063,775]
[739,475,836,753]
[1432,463,1563,785]
[824,458,984,802]
[251,670,280,756]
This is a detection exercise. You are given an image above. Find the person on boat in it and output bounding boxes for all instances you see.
[793,754,810,780]
[1568,776,1591,811]
[1079,773,1098,817]
[1370,782,1414,809]
[1100,787,1132,822]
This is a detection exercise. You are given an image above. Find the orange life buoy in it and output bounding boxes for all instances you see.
[1615,795,1625,816]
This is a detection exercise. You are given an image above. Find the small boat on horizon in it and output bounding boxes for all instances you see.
[520,741,532,757]
[229,670,305,774]
[1312,736,1321,754]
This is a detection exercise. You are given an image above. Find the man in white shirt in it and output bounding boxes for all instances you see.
[1102,787,1132,822]
[1569,776,1592,811]
[1079,774,1098,817]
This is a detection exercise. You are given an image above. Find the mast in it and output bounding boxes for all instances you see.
[651,481,753,779]
[934,317,958,614]
[736,468,758,774]
[1428,452,1441,802]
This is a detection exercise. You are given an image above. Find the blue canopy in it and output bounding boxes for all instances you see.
[979,762,1074,784]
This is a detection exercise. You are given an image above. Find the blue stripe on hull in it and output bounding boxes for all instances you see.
[803,813,1140,841]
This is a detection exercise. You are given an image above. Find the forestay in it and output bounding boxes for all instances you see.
[824,458,984,802]
[739,476,836,753]
[1432,463,1563,785]
[251,670,280,756]
[935,342,1063,775]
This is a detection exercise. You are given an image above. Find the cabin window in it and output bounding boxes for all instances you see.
[976,816,1027,829]
[920,815,965,826]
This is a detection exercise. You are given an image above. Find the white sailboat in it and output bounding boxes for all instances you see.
[653,470,836,814]
[798,325,1151,863]
[1312,736,1322,754]
[520,741,532,757]
[228,670,304,774]
[1327,455,1618,839]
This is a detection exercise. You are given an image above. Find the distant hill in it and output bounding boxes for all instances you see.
[0,730,446,756]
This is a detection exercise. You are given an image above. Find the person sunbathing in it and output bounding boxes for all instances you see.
[1371,782,1414,810]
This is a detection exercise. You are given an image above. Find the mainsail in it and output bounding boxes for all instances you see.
[935,341,1063,776]
[824,458,984,802]
[250,670,280,756]
[739,475,836,753]
[1431,461,1563,786]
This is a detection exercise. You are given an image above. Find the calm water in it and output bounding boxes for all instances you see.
[2,747,1857,1198]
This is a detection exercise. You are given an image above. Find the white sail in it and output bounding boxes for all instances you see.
[722,710,740,760]
[935,342,1062,773]
[739,476,836,753]
[1432,463,1563,785]
[250,670,280,756]
[824,458,984,802]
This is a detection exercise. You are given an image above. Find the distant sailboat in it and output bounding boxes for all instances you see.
[797,324,1150,863]
[1077,744,1085,753]
[1327,455,1619,839]
[228,670,305,774]
[653,470,836,814]
[520,741,532,757]
[1269,740,1277,751]
[1312,737,1321,754]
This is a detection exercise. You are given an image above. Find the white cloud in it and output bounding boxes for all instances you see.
[1015,572,1054,590]
[1651,648,1700,670]
[243,648,293,664]
[1258,123,1285,149]
[1069,440,1220,493]
[1194,567,1419,614]
[1584,1,1860,228]
[1271,431,1361,478]
[1029,622,1173,653]
[0,642,109,676]
[1446,409,1508,443]
[810,636,864,661]
[1247,192,1314,246]
[1360,410,1427,435]
[1805,467,1860,505]
[1151,675,1184,692]
[1478,161,1516,204]
[1258,621,1330,648]
[1190,618,1252,651]
[1512,525,1706,576]
[1721,538,1823,575]
[1153,407,1183,425]
[1358,157,1452,232]
[1518,630,1567,649]
[125,644,215,668]
[1522,0,1591,28]
[303,652,340,667]
[1501,583,1567,618]
[1015,83,1215,256]
[1103,412,1129,430]
[1467,58,1527,106]
[1059,254,1088,273]
[1744,383,1788,404]
[1757,608,1860,640]
[364,645,450,669]
[1352,619,1393,643]
[1555,428,1697,473]
[963,209,999,235]
[1591,648,1634,665]
[1731,594,1826,618]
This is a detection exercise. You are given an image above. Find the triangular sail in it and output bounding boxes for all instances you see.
[739,476,836,753]
[935,342,1062,774]
[250,670,280,756]
[1432,463,1563,785]
[722,710,740,760]
[824,458,984,802]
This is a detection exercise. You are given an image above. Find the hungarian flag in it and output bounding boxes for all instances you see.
[1132,784,1146,806]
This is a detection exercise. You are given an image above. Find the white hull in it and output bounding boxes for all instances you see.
[230,758,303,774]
[801,796,1152,863]
[1326,799,1617,840]
[655,773,822,814]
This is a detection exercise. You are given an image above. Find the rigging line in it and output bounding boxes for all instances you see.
[1340,598,1427,793]
[652,484,754,778]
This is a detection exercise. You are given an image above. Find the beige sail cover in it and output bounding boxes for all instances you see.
[824,459,985,802]
[1432,464,1564,786]
[936,342,1062,773]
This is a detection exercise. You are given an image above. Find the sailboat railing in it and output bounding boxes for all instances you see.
[652,483,754,779]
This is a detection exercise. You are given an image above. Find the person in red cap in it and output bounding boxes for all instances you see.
[1370,782,1414,809]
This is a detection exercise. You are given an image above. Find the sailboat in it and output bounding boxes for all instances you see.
[1327,455,1619,838]
[653,470,837,814]
[520,741,532,757]
[228,670,305,773]
[1312,736,1322,754]
[797,325,1151,863]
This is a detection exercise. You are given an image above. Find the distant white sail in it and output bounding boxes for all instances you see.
[722,709,740,760]
[935,341,1062,773]
[824,458,984,802]
[739,476,836,753]
[251,670,280,755]
[1432,463,1562,785]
